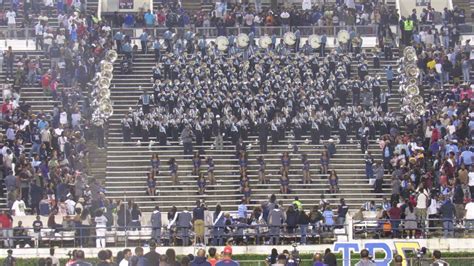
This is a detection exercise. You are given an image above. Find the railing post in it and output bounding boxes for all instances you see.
[26,28,29,47]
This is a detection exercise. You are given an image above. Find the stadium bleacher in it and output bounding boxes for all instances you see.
[1,2,474,263]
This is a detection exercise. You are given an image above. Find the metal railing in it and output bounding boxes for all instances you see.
[352,218,474,239]
[2,217,473,249]
[0,223,341,248]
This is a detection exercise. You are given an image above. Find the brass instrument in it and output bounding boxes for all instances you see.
[99,87,111,98]
[406,84,419,96]
[105,50,118,62]
[283,32,296,46]
[337,30,350,44]
[405,64,419,78]
[308,34,321,49]
[408,78,418,86]
[413,104,425,116]
[258,35,272,49]
[410,95,424,106]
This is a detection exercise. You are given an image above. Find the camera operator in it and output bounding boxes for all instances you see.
[286,244,301,266]
[431,250,449,266]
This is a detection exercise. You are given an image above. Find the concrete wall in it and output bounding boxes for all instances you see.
[398,0,451,17]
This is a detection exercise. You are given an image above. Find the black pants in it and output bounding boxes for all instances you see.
[154,49,161,62]
[387,79,393,93]
[36,35,43,50]
[339,129,347,144]
[319,43,326,57]
[97,126,105,148]
[116,40,122,53]
[183,142,193,155]
[141,41,147,53]
[311,129,320,144]
[259,138,267,153]
[123,127,131,142]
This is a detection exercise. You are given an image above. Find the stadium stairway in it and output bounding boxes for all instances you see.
[87,0,99,15]
[180,0,203,14]
[104,48,401,212]
[452,0,474,24]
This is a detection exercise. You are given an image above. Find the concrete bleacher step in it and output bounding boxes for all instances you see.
[102,48,399,212]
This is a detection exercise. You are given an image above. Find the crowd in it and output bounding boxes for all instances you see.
[0,0,88,39]
[0,0,473,255]
[355,22,474,239]
[0,0,117,249]
[103,0,401,31]
[3,243,454,266]
[0,194,347,248]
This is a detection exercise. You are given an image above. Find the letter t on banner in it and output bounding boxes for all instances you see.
[333,243,360,266]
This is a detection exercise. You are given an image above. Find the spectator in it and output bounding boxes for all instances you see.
[266,248,278,265]
[393,254,403,266]
[312,253,324,266]
[404,202,417,239]
[322,206,334,231]
[337,198,349,227]
[193,200,206,246]
[431,250,448,266]
[207,247,219,266]
[465,199,474,236]
[355,249,375,266]
[268,204,283,245]
[119,249,132,266]
[192,249,211,266]
[0,210,14,248]
[150,206,162,244]
[440,198,456,238]
[165,248,180,266]
[145,240,160,265]
[94,209,108,248]
[320,151,330,175]
[130,247,149,266]
[323,248,337,266]
[70,250,92,266]
[298,210,310,244]
[48,248,60,266]
[212,204,225,246]
[328,170,339,194]
[177,207,192,246]
[146,172,156,198]
[11,195,26,216]
[3,250,16,266]
[216,246,239,266]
